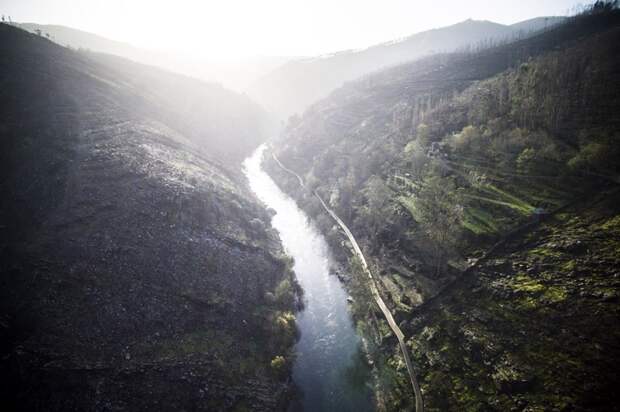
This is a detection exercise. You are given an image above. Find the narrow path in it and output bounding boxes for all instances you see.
[271,151,424,412]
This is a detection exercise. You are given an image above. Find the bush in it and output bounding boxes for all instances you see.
[568,142,609,173]
[270,355,287,375]
[274,278,295,307]
[450,125,481,152]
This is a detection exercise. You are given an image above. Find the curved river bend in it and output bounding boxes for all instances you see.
[244,145,373,412]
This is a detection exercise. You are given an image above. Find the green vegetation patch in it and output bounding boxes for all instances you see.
[463,207,500,235]
[483,185,536,215]
[543,286,568,303]
[529,246,563,259]
[397,195,418,221]
[512,274,545,293]
[599,214,620,231]
[562,259,577,272]
[509,273,568,308]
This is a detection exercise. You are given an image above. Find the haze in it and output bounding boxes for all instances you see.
[4,0,582,58]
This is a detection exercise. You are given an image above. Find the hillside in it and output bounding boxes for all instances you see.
[17,22,291,91]
[247,16,565,120]
[9,24,271,163]
[0,23,299,411]
[265,5,620,410]
[18,22,145,58]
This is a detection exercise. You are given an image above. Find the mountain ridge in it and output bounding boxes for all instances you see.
[247,16,566,120]
[16,22,292,91]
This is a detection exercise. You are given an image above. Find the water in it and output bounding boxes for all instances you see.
[243,145,374,412]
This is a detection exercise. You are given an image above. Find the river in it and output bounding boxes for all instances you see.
[243,145,374,412]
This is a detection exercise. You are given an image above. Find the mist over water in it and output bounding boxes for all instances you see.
[244,145,374,412]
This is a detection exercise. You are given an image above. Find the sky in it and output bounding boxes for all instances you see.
[2,0,584,58]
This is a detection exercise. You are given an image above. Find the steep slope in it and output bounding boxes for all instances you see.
[406,191,620,411]
[80,52,272,163]
[10,24,271,163]
[247,17,564,120]
[0,23,299,411]
[18,22,291,91]
[266,6,620,411]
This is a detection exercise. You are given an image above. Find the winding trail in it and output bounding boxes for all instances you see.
[272,151,424,412]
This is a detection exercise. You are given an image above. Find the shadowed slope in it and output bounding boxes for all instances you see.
[0,23,298,411]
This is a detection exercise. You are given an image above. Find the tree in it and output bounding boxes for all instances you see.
[274,278,295,308]
[336,173,355,222]
[412,175,463,276]
[404,138,430,179]
[270,355,287,377]
[416,123,431,148]
[590,0,619,13]
[450,125,482,152]
[516,147,536,173]
[567,138,619,180]
[357,176,393,237]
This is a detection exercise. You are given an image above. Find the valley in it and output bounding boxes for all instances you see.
[1,2,619,411]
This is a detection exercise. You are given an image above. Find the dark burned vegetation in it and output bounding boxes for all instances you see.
[266,4,620,411]
[0,23,299,411]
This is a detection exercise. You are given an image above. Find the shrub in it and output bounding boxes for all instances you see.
[270,355,287,375]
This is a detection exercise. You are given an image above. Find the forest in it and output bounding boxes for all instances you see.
[266,4,620,410]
